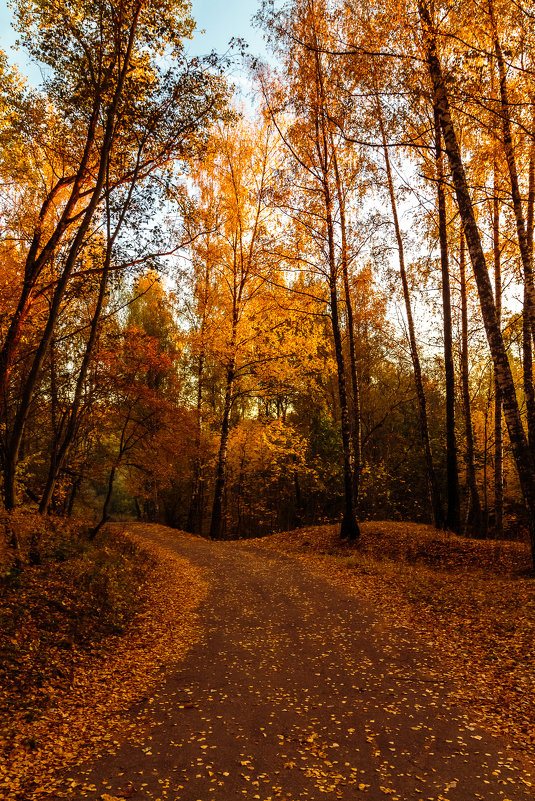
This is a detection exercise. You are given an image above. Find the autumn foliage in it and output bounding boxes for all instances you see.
[1,0,535,556]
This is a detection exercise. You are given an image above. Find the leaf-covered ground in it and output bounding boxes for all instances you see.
[247,522,535,759]
[0,519,206,801]
[2,518,533,800]
[60,525,534,801]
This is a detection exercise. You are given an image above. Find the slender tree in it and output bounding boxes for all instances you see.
[331,134,362,506]
[418,0,535,563]
[434,107,460,533]
[375,91,444,530]
[493,157,504,537]
[459,229,485,537]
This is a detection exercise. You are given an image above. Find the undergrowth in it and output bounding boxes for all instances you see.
[0,513,153,729]
[0,519,205,800]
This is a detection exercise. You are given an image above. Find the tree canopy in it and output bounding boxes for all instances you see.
[2,0,535,566]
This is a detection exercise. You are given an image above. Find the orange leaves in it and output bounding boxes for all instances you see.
[229,418,308,476]
[99,325,174,390]
[250,520,535,758]
[0,522,207,801]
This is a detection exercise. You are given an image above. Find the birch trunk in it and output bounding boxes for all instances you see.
[311,30,359,540]
[377,96,444,529]
[493,169,504,537]
[326,208,360,540]
[527,129,535,454]
[418,0,535,563]
[489,2,535,453]
[331,139,362,505]
[459,231,484,537]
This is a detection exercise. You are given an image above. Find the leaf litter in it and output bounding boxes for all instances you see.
[0,521,207,801]
[247,521,535,762]
[62,524,534,800]
[3,519,534,800]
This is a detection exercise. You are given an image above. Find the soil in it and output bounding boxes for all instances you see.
[59,524,534,801]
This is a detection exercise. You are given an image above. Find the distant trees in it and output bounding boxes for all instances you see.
[257,0,365,539]
[181,119,326,539]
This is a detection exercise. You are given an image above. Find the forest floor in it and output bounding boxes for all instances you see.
[1,520,534,800]
[21,520,533,801]
[0,518,207,801]
[246,522,535,759]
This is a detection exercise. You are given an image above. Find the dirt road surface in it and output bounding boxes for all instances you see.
[64,525,533,801]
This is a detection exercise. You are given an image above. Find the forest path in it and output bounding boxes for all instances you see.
[69,524,533,801]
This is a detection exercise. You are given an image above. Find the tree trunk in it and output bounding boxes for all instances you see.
[0,101,102,412]
[435,106,460,532]
[66,476,81,518]
[489,2,535,454]
[208,276,241,540]
[312,33,359,540]
[483,384,490,535]
[327,235,360,541]
[39,264,110,513]
[294,468,303,527]
[377,95,444,529]
[187,257,211,535]
[39,150,141,514]
[209,357,235,541]
[527,127,535,454]
[459,230,484,538]
[331,136,362,507]
[91,465,116,541]
[3,12,141,510]
[493,167,504,537]
[187,346,205,535]
[418,0,535,564]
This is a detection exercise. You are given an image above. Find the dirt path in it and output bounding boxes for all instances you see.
[65,525,533,801]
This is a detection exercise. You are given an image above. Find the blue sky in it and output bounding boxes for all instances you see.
[0,0,268,84]
[190,0,267,57]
